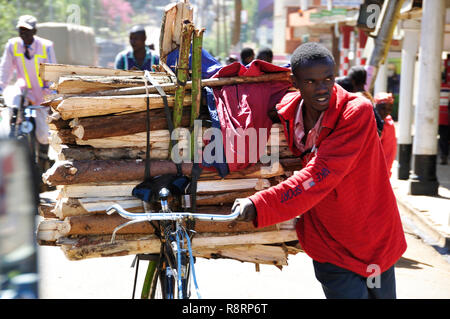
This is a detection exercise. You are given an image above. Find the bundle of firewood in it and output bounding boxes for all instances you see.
[36,2,303,267]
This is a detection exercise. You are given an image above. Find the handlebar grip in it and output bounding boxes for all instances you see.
[159,187,170,201]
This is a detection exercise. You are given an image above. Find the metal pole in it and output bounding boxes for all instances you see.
[374,63,387,94]
[409,0,445,195]
[397,19,420,180]
[366,0,405,92]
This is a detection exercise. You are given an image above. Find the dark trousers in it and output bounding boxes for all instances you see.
[313,261,397,299]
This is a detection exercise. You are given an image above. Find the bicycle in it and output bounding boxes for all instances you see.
[107,187,240,299]
[1,88,52,192]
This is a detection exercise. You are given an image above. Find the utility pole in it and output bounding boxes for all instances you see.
[409,0,446,195]
[232,0,242,49]
[397,19,420,180]
[365,0,405,92]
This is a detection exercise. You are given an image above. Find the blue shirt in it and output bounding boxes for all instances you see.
[114,46,160,71]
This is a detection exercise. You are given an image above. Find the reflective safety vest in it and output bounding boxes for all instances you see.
[12,40,47,89]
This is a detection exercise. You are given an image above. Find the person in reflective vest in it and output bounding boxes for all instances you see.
[0,15,57,144]
[374,92,397,176]
[114,25,159,71]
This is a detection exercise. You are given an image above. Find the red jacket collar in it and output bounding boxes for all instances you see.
[276,84,354,150]
[276,84,350,130]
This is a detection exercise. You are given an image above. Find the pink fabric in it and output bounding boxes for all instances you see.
[211,60,292,172]
[380,115,397,176]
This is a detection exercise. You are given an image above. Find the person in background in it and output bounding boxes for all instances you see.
[335,76,354,92]
[256,47,273,64]
[438,98,449,165]
[0,14,57,145]
[346,66,384,136]
[232,42,406,299]
[226,54,238,65]
[374,92,397,176]
[115,25,159,71]
[240,47,255,66]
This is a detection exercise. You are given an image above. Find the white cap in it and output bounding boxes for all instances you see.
[16,15,37,30]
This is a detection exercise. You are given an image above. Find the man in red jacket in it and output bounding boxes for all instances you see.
[232,43,406,299]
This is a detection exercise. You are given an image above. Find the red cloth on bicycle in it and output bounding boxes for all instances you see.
[210,60,292,172]
[249,85,407,278]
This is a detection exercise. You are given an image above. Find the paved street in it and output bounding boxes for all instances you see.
[37,210,450,299]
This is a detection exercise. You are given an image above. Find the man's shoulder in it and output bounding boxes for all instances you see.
[34,36,54,47]
[115,48,131,59]
[344,93,374,116]
[5,37,21,47]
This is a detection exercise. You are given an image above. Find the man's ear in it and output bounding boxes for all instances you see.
[291,73,299,89]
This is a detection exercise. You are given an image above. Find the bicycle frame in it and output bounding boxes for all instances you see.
[107,187,240,299]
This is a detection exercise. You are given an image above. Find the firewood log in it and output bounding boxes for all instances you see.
[43,159,286,186]
[69,108,191,140]
[55,94,192,120]
[56,229,298,261]
[39,63,145,83]
[57,178,271,198]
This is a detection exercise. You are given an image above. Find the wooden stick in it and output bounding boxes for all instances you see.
[84,72,293,97]
[173,22,194,130]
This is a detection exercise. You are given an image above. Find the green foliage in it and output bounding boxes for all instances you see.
[0,0,17,52]
[241,0,258,43]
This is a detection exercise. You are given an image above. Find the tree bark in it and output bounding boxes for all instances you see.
[43,159,288,186]
[40,63,145,83]
[54,74,173,94]
[70,108,191,140]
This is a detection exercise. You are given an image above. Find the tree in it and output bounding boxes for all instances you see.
[0,0,17,53]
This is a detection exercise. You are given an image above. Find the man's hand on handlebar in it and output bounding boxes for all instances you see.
[232,198,257,222]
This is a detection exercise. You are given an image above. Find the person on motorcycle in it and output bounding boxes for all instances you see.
[0,15,57,145]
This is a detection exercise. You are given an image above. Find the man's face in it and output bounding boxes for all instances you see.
[376,103,393,119]
[293,58,335,113]
[18,27,36,46]
[129,32,146,51]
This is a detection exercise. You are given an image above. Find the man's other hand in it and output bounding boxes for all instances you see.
[232,198,256,222]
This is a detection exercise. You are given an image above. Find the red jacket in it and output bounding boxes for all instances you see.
[249,85,406,277]
[380,115,397,176]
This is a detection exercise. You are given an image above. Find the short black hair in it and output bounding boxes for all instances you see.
[290,42,335,74]
[240,47,255,63]
[348,66,367,87]
[335,76,354,92]
[256,47,273,63]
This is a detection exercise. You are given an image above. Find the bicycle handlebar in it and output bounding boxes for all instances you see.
[107,203,240,222]
[107,199,240,243]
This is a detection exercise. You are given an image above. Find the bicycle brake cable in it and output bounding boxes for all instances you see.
[184,227,201,299]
